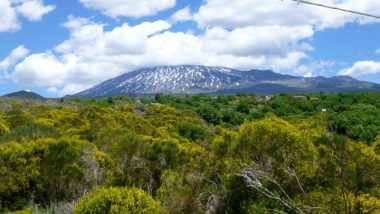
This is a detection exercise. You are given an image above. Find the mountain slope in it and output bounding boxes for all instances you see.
[73,65,380,97]
[3,90,45,99]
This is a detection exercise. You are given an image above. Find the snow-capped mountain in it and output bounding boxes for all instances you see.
[73,65,380,97]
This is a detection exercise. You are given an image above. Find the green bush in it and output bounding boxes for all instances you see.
[0,138,113,211]
[177,122,207,141]
[222,110,244,125]
[0,116,10,137]
[74,187,162,214]
[196,107,221,125]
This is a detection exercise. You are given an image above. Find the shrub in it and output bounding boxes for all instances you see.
[222,110,244,125]
[196,107,221,125]
[177,123,207,141]
[0,116,10,137]
[74,187,162,214]
[0,138,113,211]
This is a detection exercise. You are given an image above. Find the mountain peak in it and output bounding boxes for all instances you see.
[73,65,380,97]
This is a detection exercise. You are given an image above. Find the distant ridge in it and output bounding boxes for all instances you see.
[2,90,45,100]
[73,65,380,97]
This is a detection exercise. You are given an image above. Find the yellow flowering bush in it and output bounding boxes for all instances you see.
[74,187,162,214]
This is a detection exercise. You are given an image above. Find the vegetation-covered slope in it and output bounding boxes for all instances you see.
[2,90,45,100]
[0,92,379,213]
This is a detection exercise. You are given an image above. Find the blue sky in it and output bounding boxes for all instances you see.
[0,0,380,97]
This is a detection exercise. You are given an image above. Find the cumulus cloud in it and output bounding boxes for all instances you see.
[10,16,313,96]
[194,0,380,29]
[0,46,30,71]
[201,25,313,57]
[78,0,176,18]
[294,60,335,77]
[0,0,55,32]
[16,0,56,21]
[170,6,192,23]
[0,0,20,32]
[339,61,380,76]
[56,16,172,56]
[376,49,380,54]
[13,53,67,87]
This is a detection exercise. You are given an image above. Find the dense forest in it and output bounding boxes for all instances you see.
[0,92,379,214]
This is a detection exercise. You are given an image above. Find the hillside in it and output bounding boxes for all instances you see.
[73,65,380,97]
[2,90,45,100]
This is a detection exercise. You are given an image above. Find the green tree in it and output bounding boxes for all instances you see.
[0,138,113,212]
[236,101,251,114]
[197,107,221,125]
[236,117,317,177]
[222,110,244,125]
[0,115,10,137]
[177,122,207,141]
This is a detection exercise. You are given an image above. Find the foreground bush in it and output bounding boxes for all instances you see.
[0,138,113,212]
[74,187,162,214]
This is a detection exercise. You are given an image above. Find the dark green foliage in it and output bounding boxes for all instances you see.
[196,106,222,125]
[236,101,251,114]
[222,110,244,125]
[177,122,207,141]
[330,104,380,143]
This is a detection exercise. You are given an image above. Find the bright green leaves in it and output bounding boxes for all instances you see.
[177,122,207,142]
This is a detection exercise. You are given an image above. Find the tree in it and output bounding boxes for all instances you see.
[236,101,251,114]
[5,104,32,129]
[0,138,113,212]
[107,132,153,192]
[0,115,9,137]
[230,117,318,213]
[236,117,317,178]
[197,107,221,125]
[74,187,162,214]
[177,122,207,141]
[222,110,244,125]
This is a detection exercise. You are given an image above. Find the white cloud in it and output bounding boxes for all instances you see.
[47,86,58,93]
[339,61,380,76]
[0,0,19,32]
[194,0,380,29]
[56,16,171,56]
[0,0,55,32]
[170,6,192,23]
[13,53,67,87]
[201,25,313,57]
[16,0,56,21]
[294,60,335,77]
[78,0,176,18]
[0,46,30,71]
[10,16,314,96]
[376,49,380,54]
